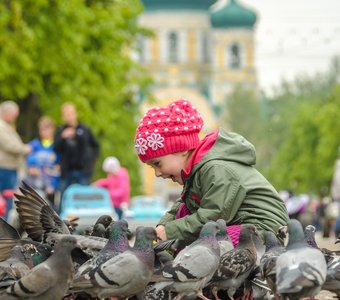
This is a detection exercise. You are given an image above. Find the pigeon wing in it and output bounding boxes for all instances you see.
[7,264,53,297]
[165,244,219,281]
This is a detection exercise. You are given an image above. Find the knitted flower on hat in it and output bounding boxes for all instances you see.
[135,99,204,162]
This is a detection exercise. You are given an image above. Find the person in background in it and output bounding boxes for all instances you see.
[134,99,289,248]
[54,103,100,196]
[26,116,60,205]
[0,101,31,220]
[93,156,130,219]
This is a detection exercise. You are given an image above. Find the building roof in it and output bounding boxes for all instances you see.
[141,0,217,11]
[211,0,257,28]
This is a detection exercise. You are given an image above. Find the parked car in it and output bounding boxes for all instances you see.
[127,195,169,221]
[59,184,117,231]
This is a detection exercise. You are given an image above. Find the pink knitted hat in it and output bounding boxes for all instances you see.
[134,99,204,162]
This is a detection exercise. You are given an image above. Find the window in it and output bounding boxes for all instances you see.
[168,31,178,63]
[228,43,242,69]
[202,32,210,63]
[137,36,145,63]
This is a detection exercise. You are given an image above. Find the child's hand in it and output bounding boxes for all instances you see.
[156,225,167,241]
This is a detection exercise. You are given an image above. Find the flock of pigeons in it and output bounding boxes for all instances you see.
[0,182,339,300]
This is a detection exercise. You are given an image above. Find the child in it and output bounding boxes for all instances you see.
[93,156,130,219]
[134,99,288,247]
[27,116,60,205]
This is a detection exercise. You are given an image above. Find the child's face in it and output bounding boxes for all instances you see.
[146,151,191,185]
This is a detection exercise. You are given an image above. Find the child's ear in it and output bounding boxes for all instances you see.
[181,150,193,158]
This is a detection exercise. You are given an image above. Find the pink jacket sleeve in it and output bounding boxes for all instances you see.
[109,168,130,205]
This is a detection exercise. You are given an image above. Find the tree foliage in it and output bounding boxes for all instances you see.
[263,58,340,195]
[224,58,340,196]
[0,0,152,195]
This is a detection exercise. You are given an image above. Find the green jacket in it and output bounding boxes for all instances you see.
[159,129,288,245]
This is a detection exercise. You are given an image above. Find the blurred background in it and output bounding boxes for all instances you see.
[1,0,340,234]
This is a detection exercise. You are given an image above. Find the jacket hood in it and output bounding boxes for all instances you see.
[183,128,256,178]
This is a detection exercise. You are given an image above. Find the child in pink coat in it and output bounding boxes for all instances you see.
[93,156,130,219]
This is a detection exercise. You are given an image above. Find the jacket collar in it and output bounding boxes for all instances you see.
[181,129,219,182]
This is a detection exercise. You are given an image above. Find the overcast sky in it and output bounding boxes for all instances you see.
[230,0,340,95]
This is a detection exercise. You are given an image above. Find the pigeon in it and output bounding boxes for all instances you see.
[304,224,340,265]
[0,236,79,300]
[259,230,286,299]
[210,224,258,300]
[304,224,319,248]
[83,215,113,237]
[322,256,340,298]
[276,219,327,300]
[71,226,157,299]
[75,219,130,276]
[152,221,221,300]
[215,219,234,256]
[0,243,52,288]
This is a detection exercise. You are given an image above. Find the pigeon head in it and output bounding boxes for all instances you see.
[304,224,318,249]
[107,219,130,241]
[287,219,304,247]
[56,236,79,252]
[263,230,281,250]
[305,224,316,233]
[95,215,113,228]
[238,224,258,244]
[199,221,220,239]
[135,226,157,245]
[36,244,53,258]
[216,219,227,240]
[32,244,53,266]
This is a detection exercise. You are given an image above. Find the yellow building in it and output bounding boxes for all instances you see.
[137,0,257,199]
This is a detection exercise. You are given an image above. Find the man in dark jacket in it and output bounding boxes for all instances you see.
[54,103,99,196]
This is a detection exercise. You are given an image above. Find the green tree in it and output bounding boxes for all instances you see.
[0,0,152,195]
[263,58,340,195]
[221,85,269,168]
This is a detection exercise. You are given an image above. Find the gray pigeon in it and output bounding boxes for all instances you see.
[303,224,319,248]
[304,224,340,265]
[0,236,78,300]
[216,219,234,256]
[276,219,327,300]
[210,224,258,300]
[72,226,157,299]
[152,221,221,300]
[260,230,286,298]
[0,243,52,288]
[75,219,130,276]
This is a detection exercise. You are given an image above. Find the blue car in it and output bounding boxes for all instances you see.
[59,184,117,230]
[128,195,168,221]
